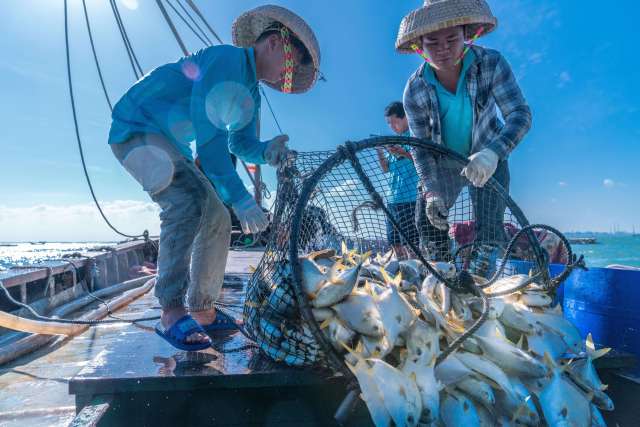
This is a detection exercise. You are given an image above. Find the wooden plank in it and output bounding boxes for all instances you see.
[1,260,88,289]
[117,253,129,284]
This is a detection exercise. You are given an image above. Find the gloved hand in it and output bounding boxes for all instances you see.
[460,148,499,187]
[231,195,269,235]
[263,135,290,167]
[425,193,449,230]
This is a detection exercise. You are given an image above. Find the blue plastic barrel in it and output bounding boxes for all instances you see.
[562,267,640,366]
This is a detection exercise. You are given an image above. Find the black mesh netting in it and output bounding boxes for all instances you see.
[243,136,572,373]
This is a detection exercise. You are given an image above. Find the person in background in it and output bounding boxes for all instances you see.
[396,0,531,272]
[375,101,420,260]
[108,5,321,350]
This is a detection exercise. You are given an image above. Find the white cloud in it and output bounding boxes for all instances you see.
[558,181,568,187]
[557,71,572,88]
[528,52,544,64]
[0,201,160,242]
[603,178,616,188]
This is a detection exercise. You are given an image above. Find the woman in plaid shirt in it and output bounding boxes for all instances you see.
[395,0,532,272]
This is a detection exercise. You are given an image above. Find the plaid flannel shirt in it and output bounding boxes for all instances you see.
[403,45,532,197]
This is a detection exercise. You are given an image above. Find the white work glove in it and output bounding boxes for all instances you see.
[425,193,449,231]
[231,195,269,235]
[263,135,290,167]
[461,148,500,187]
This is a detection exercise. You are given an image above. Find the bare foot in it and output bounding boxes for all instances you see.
[161,307,210,345]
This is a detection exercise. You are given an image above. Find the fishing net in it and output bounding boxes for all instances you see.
[244,136,576,375]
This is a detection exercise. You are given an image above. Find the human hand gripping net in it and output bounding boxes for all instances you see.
[244,136,602,426]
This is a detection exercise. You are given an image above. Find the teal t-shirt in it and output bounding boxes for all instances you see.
[385,132,419,204]
[423,50,475,156]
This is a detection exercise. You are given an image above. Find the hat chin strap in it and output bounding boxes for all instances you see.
[280,27,294,93]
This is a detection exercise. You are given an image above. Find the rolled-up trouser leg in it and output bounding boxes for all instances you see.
[111,133,208,309]
[187,169,232,312]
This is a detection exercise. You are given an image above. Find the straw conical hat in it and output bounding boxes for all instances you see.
[232,5,321,94]
[396,0,497,53]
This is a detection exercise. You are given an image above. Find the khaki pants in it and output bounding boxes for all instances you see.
[111,133,231,311]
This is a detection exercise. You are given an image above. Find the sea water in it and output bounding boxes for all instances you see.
[1,234,638,270]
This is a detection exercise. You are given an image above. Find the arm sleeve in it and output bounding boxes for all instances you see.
[197,133,251,206]
[486,53,532,159]
[228,95,269,165]
[403,77,442,197]
[191,47,253,206]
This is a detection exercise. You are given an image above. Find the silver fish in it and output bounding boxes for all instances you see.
[266,285,297,317]
[311,307,333,322]
[570,333,610,391]
[499,303,536,334]
[312,260,363,308]
[434,354,474,386]
[345,355,393,427]
[370,358,422,427]
[405,319,440,365]
[522,310,584,354]
[455,377,495,410]
[332,291,384,337]
[374,282,417,346]
[359,333,392,358]
[538,354,591,427]
[525,325,568,359]
[300,257,338,297]
[455,353,519,403]
[402,357,440,424]
[320,316,356,351]
[441,390,480,427]
[519,291,553,307]
[474,334,548,377]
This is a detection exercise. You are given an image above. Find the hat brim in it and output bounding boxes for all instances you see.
[396,0,497,53]
[232,5,321,94]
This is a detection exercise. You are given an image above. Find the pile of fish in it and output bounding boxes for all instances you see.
[298,245,613,427]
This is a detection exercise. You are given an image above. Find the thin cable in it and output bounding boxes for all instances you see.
[168,0,212,46]
[184,0,224,44]
[110,0,144,76]
[64,0,145,240]
[81,0,112,111]
[108,0,141,79]
[259,86,284,134]
[0,277,159,325]
[155,0,189,56]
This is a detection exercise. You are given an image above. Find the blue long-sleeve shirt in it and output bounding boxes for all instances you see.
[108,45,266,205]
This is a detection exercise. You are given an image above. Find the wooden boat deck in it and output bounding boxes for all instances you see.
[67,248,371,426]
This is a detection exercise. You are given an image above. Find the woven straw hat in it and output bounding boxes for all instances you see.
[396,0,497,53]
[232,5,321,94]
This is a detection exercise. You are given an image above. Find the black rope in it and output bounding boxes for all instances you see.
[168,0,212,46]
[81,0,112,111]
[0,276,159,325]
[64,0,147,240]
[109,0,144,77]
[260,86,284,134]
[184,0,224,44]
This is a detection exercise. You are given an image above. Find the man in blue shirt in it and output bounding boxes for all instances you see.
[376,102,420,260]
[108,6,321,350]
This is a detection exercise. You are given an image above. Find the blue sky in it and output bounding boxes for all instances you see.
[1,0,639,241]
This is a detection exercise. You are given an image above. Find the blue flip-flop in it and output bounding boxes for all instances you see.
[201,310,242,333]
[155,315,211,351]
